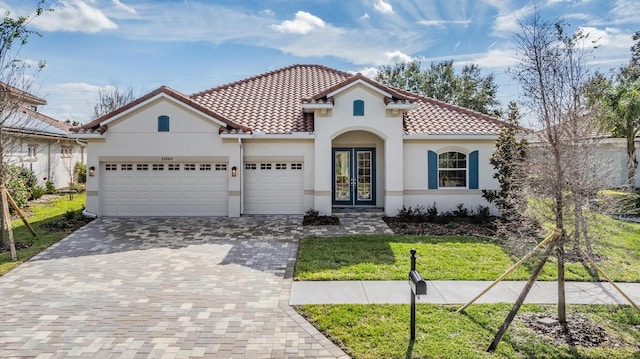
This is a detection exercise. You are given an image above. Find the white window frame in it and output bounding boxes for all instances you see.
[438,151,468,189]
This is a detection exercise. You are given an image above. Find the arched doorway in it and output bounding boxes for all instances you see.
[331,130,384,207]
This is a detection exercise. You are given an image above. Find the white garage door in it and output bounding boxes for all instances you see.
[102,162,228,216]
[244,162,304,214]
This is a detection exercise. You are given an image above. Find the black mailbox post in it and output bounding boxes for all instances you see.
[409,249,427,341]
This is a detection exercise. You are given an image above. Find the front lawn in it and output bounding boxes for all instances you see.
[297,304,640,359]
[295,214,640,282]
[0,193,88,275]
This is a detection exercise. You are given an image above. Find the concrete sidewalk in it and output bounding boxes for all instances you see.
[290,280,640,306]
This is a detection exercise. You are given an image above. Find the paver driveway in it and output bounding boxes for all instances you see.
[0,217,354,358]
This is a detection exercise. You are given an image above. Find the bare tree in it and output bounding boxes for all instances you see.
[511,10,604,324]
[0,2,49,256]
[92,80,135,119]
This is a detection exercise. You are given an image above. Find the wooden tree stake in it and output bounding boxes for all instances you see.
[457,230,560,313]
[488,244,555,352]
[4,187,36,237]
[1,187,16,261]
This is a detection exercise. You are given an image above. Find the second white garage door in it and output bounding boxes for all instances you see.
[102,162,229,216]
[244,162,304,214]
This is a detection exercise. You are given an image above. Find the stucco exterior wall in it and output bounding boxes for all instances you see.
[84,98,240,216]
[9,136,84,189]
[312,84,405,215]
[403,139,499,214]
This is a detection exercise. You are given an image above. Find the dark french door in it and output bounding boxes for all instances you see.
[332,148,376,206]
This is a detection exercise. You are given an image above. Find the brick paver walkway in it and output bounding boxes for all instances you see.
[0,215,392,358]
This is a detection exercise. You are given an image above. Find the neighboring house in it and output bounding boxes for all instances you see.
[71,64,508,217]
[593,137,640,189]
[1,82,85,189]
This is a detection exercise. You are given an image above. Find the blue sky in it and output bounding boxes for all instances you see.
[2,0,638,125]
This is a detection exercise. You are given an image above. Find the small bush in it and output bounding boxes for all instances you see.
[470,205,491,224]
[45,180,56,194]
[396,205,426,222]
[597,190,639,216]
[453,203,469,217]
[30,185,46,200]
[74,162,87,184]
[3,165,32,208]
[304,208,319,218]
[19,167,38,188]
[72,183,86,193]
[426,203,438,221]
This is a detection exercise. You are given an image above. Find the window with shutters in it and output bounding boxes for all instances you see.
[428,150,479,190]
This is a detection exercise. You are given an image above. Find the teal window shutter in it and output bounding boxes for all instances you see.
[469,150,479,189]
[428,150,438,189]
[158,115,170,132]
[353,100,364,116]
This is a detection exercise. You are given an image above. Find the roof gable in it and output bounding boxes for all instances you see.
[72,86,251,135]
[303,73,412,104]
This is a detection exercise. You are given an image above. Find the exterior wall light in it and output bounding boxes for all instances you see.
[231,166,237,177]
[89,166,95,177]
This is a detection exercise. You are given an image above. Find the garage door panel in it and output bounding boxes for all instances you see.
[244,162,304,215]
[102,162,228,216]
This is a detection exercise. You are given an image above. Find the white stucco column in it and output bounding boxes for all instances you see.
[313,133,332,215]
[384,135,404,216]
[227,140,241,217]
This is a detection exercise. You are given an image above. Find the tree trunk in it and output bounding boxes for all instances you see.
[627,134,637,192]
[557,238,566,324]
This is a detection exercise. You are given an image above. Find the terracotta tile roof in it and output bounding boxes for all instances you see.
[191,64,352,134]
[72,64,506,136]
[393,87,506,135]
[72,86,251,134]
[191,64,505,135]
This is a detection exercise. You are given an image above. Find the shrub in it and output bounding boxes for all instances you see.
[426,203,438,222]
[74,162,87,184]
[470,205,491,224]
[3,165,32,208]
[19,167,38,188]
[45,180,56,194]
[72,183,86,193]
[453,203,469,217]
[30,185,46,200]
[396,205,426,222]
[597,189,639,216]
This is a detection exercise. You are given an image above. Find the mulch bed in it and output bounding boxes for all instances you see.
[0,242,32,254]
[303,214,340,226]
[517,313,627,348]
[383,216,498,237]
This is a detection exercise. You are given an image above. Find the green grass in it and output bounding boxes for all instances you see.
[296,235,531,281]
[295,213,640,282]
[297,304,640,359]
[0,193,86,275]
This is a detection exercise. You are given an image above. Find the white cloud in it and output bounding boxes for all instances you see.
[32,0,118,33]
[361,13,370,20]
[357,67,379,79]
[111,0,136,15]
[417,19,472,27]
[270,11,325,34]
[608,0,640,25]
[492,4,535,37]
[42,82,104,124]
[459,48,520,69]
[374,0,394,14]
[384,50,413,63]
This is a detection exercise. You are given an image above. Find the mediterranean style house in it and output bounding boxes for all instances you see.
[71,64,509,217]
[1,82,84,189]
